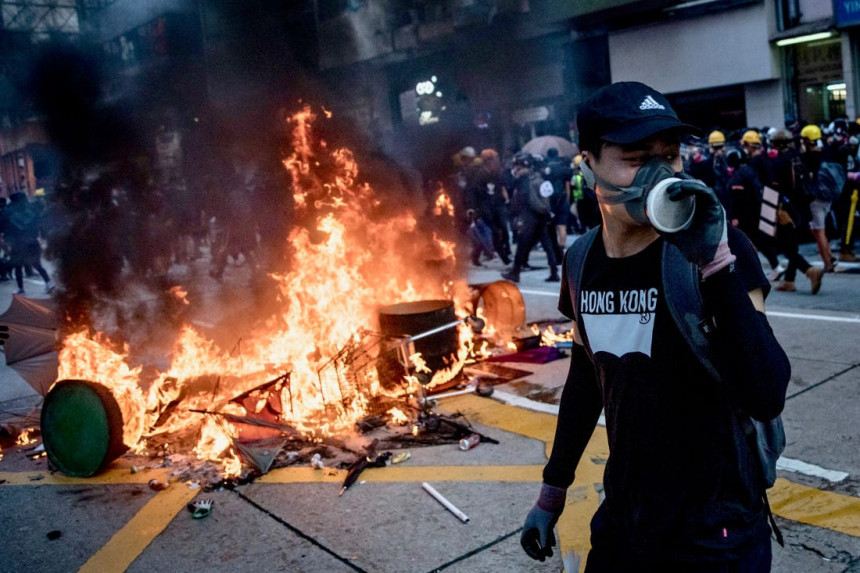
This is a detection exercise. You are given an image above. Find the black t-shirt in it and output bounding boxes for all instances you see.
[557,229,771,560]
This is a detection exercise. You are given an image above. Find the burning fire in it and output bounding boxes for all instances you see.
[16,428,37,447]
[433,187,455,217]
[51,105,476,476]
[541,325,573,346]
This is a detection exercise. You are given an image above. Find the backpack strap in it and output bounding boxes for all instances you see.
[563,226,600,361]
[662,242,784,545]
[660,243,723,381]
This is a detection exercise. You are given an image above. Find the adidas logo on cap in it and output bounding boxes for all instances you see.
[639,95,665,111]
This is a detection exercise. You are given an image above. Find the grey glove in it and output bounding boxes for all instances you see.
[663,177,727,268]
[521,505,559,561]
[520,483,566,562]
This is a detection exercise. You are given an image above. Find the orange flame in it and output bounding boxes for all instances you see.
[57,331,146,451]
[16,428,37,446]
[52,105,473,476]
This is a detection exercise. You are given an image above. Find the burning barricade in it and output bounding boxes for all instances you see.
[28,106,551,485]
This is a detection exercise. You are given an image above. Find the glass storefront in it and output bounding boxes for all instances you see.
[794,37,845,124]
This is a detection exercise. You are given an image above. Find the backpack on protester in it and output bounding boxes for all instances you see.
[800,161,846,202]
[564,226,786,545]
[528,172,553,216]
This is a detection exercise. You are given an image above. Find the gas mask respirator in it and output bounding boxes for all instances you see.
[580,156,696,233]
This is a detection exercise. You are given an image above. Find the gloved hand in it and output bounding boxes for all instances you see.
[663,176,735,276]
[521,483,565,562]
[521,505,560,561]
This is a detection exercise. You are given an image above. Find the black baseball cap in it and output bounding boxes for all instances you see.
[577,82,700,148]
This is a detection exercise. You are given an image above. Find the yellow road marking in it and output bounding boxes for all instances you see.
[769,478,860,537]
[0,468,169,486]
[440,393,860,568]
[257,464,543,484]
[78,483,199,573]
[1,392,857,573]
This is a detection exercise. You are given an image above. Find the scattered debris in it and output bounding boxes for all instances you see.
[391,452,411,465]
[422,482,469,523]
[46,530,62,541]
[187,498,214,519]
[310,453,325,470]
[148,479,169,491]
[339,441,391,497]
[232,438,287,474]
[28,475,43,481]
[463,363,532,382]
[485,346,566,364]
[355,415,387,434]
[458,434,481,451]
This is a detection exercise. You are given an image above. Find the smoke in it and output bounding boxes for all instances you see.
[25,36,454,363]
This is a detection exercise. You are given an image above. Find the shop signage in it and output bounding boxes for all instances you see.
[795,39,843,85]
[834,0,860,28]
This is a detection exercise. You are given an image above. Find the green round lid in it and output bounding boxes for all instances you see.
[41,381,112,477]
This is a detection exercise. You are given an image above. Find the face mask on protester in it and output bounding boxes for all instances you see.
[580,156,683,226]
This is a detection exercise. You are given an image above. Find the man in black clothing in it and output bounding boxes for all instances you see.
[501,153,559,283]
[520,82,790,571]
[2,192,55,295]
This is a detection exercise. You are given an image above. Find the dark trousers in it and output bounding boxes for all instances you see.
[776,223,811,282]
[744,227,780,269]
[585,530,772,573]
[513,214,557,272]
[10,241,49,289]
[479,206,511,263]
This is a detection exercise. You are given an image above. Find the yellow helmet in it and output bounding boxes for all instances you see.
[708,130,726,145]
[741,130,762,146]
[800,124,822,141]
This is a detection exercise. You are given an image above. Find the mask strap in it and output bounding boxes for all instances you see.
[581,160,646,204]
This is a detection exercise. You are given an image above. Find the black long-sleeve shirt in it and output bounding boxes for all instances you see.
[544,227,789,562]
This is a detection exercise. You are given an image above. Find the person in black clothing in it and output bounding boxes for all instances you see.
[502,153,559,283]
[2,192,55,295]
[467,148,511,265]
[728,135,781,275]
[765,129,824,294]
[544,148,573,261]
[520,82,790,571]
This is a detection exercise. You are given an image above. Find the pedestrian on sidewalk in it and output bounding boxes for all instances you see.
[520,82,790,572]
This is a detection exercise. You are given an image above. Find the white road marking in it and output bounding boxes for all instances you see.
[518,289,559,298]
[766,311,860,324]
[776,457,849,483]
[492,390,848,483]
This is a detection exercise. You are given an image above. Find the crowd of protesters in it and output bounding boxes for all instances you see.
[448,116,860,295]
[680,118,860,294]
[445,144,601,284]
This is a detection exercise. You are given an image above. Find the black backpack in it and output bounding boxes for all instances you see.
[527,172,552,216]
[799,160,846,202]
[565,226,785,544]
